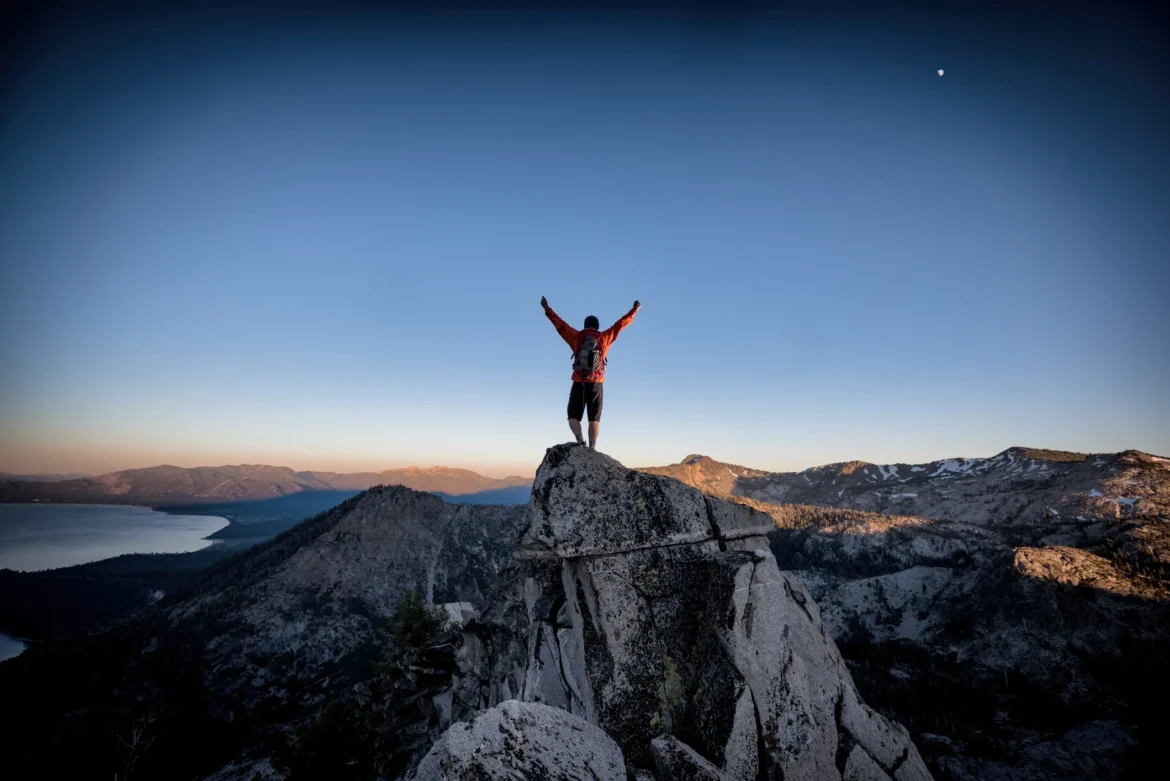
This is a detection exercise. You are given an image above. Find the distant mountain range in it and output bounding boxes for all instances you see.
[0,471,91,483]
[0,463,531,506]
[640,445,1169,522]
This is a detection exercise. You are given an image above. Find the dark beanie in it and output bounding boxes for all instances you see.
[584,315,599,329]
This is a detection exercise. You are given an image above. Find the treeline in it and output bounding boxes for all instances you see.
[0,547,233,641]
[1098,519,1170,599]
[0,587,455,780]
[274,591,459,779]
[728,494,924,531]
[1012,446,1090,462]
[1,605,240,779]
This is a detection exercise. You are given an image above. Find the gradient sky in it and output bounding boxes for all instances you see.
[1,0,1168,478]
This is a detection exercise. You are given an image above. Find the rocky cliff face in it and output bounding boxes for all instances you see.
[451,445,931,780]
[641,449,1170,779]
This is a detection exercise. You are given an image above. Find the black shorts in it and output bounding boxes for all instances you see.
[567,381,604,422]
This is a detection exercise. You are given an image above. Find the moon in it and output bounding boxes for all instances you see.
[938,69,945,76]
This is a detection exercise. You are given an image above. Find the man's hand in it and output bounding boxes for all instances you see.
[541,296,548,308]
[633,300,641,311]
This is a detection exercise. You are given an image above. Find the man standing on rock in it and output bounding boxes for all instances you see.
[541,296,640,450]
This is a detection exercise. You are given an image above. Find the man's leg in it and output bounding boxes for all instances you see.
[569,418,585,445]
[587,382,603,449]
[567,383,586,444]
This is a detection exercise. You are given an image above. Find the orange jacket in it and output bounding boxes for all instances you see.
[544,303,638,382]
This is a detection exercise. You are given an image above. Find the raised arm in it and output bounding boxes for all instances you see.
[541,296,579,348]
[600,300,640,347]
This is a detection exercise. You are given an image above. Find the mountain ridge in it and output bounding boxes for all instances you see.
[0,462,533,506]
[641,446,1170,524]
[651,446,1166,477]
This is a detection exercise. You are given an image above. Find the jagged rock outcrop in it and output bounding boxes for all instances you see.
[515,444,773,558]
[458,444,931,780]
[409,700,626,781]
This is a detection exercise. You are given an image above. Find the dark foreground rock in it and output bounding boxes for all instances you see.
[409,700,625,781]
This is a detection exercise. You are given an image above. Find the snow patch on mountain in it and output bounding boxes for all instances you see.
[929,459,979,477]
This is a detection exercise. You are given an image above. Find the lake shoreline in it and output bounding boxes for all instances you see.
[0,498,255,541]
[0,630,35,663]
[0,503,230,573]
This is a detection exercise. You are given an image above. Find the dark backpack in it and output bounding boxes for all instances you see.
[573,331,604,374]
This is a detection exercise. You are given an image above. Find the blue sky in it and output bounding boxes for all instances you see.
[1,2,1167,477]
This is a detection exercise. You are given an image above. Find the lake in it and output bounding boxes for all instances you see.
[0,504,229,572]
[0,631,27,662]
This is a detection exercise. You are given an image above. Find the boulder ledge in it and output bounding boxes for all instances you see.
[409,699,625,781]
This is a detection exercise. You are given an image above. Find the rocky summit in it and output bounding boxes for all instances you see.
[446,444,932,780]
